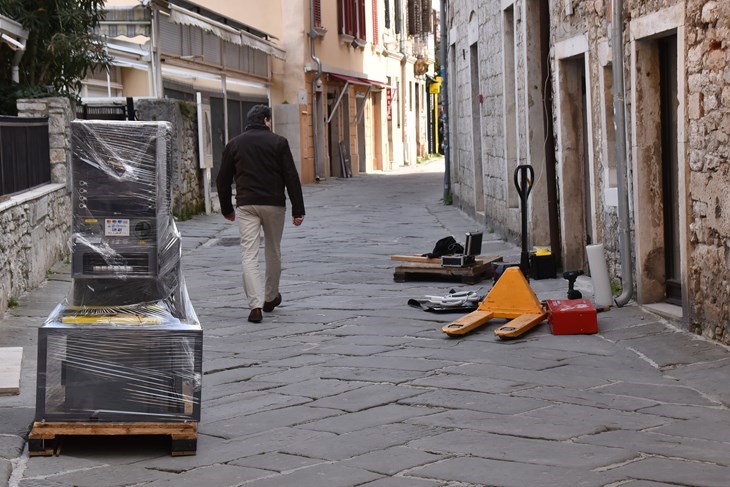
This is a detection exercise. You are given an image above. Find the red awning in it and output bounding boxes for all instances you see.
[327,72,389,88]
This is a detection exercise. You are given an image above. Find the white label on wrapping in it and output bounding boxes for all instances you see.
[105,219,130,236]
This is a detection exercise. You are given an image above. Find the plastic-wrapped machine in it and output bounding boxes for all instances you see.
[35,120,202,423]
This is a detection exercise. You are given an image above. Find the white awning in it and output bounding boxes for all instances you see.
[0,13,28,50]
[168,4,286,61]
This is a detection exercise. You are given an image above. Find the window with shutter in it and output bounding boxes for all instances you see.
[338,0,367,40]
[407,0,430,35]
[421,0,431,33]
[358,0,366,40]
[372,0,379,43]
[313,0,322,28]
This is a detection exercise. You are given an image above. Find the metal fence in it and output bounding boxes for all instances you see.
[75,98,136,121]
[0,116,51,197]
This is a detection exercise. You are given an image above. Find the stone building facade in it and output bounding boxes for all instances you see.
[445,0,729,343]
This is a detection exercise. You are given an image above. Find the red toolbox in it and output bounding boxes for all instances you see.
[545,299,598,335]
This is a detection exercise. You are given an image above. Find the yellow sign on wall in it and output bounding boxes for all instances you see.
[429,79,441,94]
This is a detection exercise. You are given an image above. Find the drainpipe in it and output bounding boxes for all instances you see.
[440,0,450,200]
[612,0,633,306]
[396,0,408,166]
[309,0,323,181]
[11,47,24,83]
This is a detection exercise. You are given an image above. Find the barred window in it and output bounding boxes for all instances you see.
[407,0,432,35]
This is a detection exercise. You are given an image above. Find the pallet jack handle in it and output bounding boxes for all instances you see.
[514,165,534,277]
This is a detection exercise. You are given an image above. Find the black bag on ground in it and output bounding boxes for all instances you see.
[423,236,464,258]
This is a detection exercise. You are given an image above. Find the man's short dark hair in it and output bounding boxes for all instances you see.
[246,104,271,126]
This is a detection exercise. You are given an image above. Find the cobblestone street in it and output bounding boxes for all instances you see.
[1,160,729,487]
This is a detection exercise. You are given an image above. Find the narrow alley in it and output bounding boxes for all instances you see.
[2,160,729,487]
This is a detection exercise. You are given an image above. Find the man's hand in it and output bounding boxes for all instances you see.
[224,212,235,221]
[293,215,304,226]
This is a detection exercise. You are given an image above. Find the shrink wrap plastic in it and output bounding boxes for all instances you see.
[36,120,201,422]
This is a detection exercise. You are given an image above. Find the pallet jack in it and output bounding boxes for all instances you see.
[441,267,547,339]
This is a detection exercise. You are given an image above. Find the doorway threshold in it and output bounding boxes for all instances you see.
[643,302,683,321]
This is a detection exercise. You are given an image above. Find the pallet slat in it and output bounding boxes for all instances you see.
[28,421,197,457]
[393,255,502,284]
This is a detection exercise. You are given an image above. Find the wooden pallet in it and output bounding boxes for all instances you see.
[28,421,198,457]
[392,255,502,284]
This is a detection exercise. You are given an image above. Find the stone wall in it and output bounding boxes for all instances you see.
[135,99,204,219]
[684,0,729,343]
[0,97,74,316]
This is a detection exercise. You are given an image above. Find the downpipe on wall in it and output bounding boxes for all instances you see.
[441,0,450,201]
[612,0,634,307]
[396,0,408,166]
[310,0,322,181]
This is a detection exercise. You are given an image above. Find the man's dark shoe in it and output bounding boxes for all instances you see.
[247,308,263,323]
[263,293,282,312]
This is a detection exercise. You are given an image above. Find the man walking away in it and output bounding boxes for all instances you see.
[216,105,305,324]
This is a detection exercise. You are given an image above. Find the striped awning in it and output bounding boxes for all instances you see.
[99,6,151,39]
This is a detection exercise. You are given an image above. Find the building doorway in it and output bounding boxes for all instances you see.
[557,53,592,271]
[632,22,686,308]
[660,35,681,305]
[470,42,485,217]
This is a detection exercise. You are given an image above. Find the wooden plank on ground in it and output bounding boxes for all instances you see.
[393,255,503,284]
[0,347,23,394]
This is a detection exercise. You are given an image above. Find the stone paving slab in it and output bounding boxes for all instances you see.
[406,408,609,441]
[650,417,730,443]
[434,362,612,389]
[228,452,324,473]
[358,477,442,487]
[596,381,719,406]
[575,429,730,466]
[606,457,730,487]
[511,384,661,411]
[0,436,24,461]
[0,459,9,487]
[140,464,272,487]
[341,446,446,476]
[24,464,178,487]
[398,388,548,415]
[299,404,439,434]
[407,429,634,469]
[281,423,448,461]
[407,456,619,487]
[522,403,671,431]
[200,405,341,439]
[618,332,730,367]
[236,462,383,487]
[308,383,425,412]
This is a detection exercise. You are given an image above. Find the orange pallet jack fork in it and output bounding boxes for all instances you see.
[442,267,547,339]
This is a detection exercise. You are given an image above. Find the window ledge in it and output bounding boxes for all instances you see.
[339,34,366,49]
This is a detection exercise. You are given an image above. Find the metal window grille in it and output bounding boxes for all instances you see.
[0,117,51,196]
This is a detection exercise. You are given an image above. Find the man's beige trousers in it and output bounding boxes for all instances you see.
[235,205,286,309]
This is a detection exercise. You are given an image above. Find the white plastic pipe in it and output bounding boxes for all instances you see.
[586,243,612,308]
